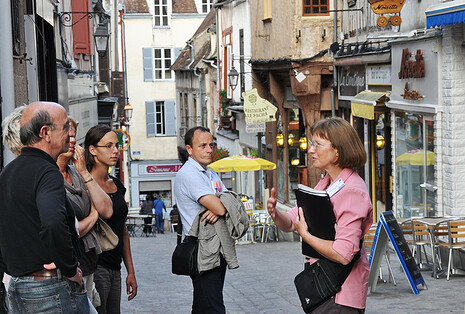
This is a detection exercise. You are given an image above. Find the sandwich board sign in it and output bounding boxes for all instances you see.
[368,211,427,294]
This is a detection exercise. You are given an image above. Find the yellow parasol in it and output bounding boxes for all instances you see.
[208,155,276,172]
[396,149,434,166]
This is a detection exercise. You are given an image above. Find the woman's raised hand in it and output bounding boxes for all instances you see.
[72,145,88,176]
[267,187,278,219]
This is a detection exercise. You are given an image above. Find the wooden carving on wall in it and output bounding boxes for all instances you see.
[401,82,424,100]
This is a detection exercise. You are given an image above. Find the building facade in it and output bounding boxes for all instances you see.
[123,0,209,207]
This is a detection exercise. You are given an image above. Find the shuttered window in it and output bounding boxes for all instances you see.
[143,47,175,81]
[146,100,176,136]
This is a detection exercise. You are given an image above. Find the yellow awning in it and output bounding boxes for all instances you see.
[351,91,387,120]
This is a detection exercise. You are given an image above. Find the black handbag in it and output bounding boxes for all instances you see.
[294,248,361,313]
[171,236,199,276]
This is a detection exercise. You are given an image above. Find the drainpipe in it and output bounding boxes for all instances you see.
[330,0,338,117]
[114,0,119,71]
[120,7,133,206]
[0,0,16,166]
[214,5,221,131]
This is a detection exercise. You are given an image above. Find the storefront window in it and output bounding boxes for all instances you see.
[395,113,435,218]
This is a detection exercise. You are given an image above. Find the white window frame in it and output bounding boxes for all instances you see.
[202,0,213,13]
[152,48,173,81]
[154,0,169,27]
[155,101,166,135]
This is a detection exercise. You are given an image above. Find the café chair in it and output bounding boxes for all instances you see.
[430,222,448,278]
[411,220,432,269]
[170,214,179,233]
[437,220,465,280]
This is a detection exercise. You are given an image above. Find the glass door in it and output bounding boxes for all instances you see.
[395,113,436,218]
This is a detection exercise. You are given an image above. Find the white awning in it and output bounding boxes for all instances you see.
[426,0,465,28]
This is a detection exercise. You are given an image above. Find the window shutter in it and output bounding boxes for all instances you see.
[143,48,154,82]
[146,101,156,136]
[164,100,176,136]
[72,0,92,55]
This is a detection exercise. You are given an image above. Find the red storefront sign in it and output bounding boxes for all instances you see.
[144,165,182,174]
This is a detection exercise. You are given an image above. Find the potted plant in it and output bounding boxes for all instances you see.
[212,147,229,162]
[219,89,230,116]
[219,89,232,128]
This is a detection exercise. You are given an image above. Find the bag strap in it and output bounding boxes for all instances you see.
[176,217,183,244]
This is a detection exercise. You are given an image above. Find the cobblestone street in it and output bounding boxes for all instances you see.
[120,232,465,314]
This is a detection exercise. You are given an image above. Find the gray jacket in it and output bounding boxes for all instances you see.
[189,191,249,273]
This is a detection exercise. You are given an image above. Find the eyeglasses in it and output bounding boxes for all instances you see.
[307,140,329,150]
[94,143,120,150]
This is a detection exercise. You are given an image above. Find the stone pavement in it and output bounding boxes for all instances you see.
[121,232,465,314]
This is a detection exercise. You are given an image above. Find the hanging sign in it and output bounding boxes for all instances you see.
[115,129,131,151]
[242,88,278,124]
[368,0,406,27]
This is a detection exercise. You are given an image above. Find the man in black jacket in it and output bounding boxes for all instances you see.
[0,102,88,313]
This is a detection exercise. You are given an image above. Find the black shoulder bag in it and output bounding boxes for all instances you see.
[294,241,362,313]
[171,218,199,276]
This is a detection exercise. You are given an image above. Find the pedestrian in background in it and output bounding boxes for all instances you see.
[85,124,137,313]
[174,126,228,314]
[267,117,373,313]
[153,194,167,234]
[57,118,113,308]
[0,102,87,313]
[140,193,154,236]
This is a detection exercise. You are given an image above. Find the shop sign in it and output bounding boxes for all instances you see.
[368,0,406,27]
[245,121,266,133]
[398,48,425,79]
[242,88,277,124]
[139,164,182,175]
[338,65,366,97]
[367,65,391,85]
[390,39,439,105]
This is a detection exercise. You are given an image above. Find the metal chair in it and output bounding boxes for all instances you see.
[411,220,432,269]
[437,220,465,280]
[170,214,179,232]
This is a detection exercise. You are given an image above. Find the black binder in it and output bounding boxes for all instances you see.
[294,184,336,259]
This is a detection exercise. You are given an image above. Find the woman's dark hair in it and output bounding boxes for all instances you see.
[84,124,115,171]
[311,117,366,169]
[184,126,210,147]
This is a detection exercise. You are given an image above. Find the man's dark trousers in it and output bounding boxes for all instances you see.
[191,256,227,314]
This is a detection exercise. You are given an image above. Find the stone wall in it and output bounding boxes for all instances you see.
[441,24,465,217]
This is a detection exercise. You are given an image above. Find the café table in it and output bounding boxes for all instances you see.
[127,214,152,237]
[411,216,463,278]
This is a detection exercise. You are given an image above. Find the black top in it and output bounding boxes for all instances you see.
[0,147,79,277]
[97,176,128,270]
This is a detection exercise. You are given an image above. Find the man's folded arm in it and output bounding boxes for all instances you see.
[198,194,226,216]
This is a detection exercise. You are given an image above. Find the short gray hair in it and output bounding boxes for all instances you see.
[20,110,56,146]
[2,105,26,155]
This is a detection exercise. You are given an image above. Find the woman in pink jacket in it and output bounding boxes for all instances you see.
[267,117,373,313]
